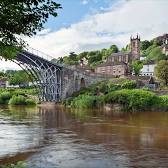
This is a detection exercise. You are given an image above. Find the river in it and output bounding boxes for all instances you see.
[0,105,168,168]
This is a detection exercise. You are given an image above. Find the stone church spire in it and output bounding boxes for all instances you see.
[130,34,140,61]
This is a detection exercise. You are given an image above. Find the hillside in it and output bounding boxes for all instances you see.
[53,34,168,68]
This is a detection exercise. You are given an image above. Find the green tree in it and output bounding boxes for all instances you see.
[77,52,88,60]
[88,51,102,65]
[63,52,79,65]
[155,60,168,85]
[109,45,119,53]
[101,48,107,59]
[141,40,151,50]
[105,45,119,57]
[5,70,16,78]
[147,47,167,62]
[58,57,64,64]
[0,71,6,78]
[0,0,61,59]
[132,60,143,76]
[9,70,31,87]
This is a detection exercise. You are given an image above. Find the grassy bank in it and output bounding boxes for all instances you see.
[0,162,26,168]
[62,79,168,112]
[0,88,37,106]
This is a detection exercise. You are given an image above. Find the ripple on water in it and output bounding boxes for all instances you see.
[1,107,168,167]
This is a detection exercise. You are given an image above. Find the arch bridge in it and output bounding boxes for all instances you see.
[1,48,112,102]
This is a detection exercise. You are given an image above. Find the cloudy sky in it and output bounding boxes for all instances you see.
[1,0,168,70]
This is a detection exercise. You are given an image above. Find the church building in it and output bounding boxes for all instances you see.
[95,35,141,76]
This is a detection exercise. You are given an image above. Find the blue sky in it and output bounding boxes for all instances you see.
[46,0,117,31]
[1,0,168,70]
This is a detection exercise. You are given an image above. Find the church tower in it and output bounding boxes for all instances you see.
[130,34,140,60]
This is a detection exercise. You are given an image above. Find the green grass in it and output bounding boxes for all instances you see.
[9,95,36,106]
[71,94,103,109]
[0,88,37,106]
[0,161,26,168]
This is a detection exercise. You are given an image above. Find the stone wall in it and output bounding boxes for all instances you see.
[61,68,112,99]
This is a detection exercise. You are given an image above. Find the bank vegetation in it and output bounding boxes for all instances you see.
[62,79,168,112]
[0,88,37,106]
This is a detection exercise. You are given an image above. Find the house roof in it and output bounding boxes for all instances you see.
[96,61,127,67]
[109,51,131,57]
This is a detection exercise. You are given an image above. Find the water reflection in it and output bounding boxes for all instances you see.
[0,105,168,167]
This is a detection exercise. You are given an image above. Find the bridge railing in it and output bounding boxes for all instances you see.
[25,46,55,62]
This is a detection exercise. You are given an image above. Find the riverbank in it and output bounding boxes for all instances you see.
[0,88,37,106]
[62,79,168,112]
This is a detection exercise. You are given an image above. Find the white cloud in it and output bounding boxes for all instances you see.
[81,0,89,5]
[24,0,168,59]
[1,0,168,69]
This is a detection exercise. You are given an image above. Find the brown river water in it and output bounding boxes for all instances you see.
[0,105,168,168]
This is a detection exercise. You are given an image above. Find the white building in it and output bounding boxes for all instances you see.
[140,62,156,76]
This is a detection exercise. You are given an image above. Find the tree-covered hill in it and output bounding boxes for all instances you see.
[55,34,168,68]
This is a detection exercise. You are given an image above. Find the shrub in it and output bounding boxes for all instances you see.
[98,81,109,94]
[1,161,26,168]
[0,92,12,104]
[0,92,12,100]
[121,80,137,89]
[0,97,4,104]
[13,90,26,96]
[8,95,26,105]
[25,98,36,105]
[104,89,159,111]
[159,95,168,109]
[62,97,74,106]
[108,82,121,92]
[71,94,103,109]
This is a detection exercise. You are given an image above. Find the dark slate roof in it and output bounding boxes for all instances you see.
[97,61,127,67]
[109,51,131,57]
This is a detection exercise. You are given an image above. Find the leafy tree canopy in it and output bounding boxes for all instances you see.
[9,70,32,86]
[109,45,119,53]
[140,40,151,51]
[155,60,168,85]
[77,52,88,60]
[0,71,5,78]
[0,0,61,59]
[147,47,167,62]
[132,60,143,76]
[88,51,102,65]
